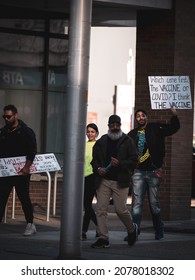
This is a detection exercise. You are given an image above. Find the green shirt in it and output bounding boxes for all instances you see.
[84,141,95,177]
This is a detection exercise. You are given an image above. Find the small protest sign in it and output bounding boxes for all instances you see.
[0,153,61,177]
[148,76,192,109]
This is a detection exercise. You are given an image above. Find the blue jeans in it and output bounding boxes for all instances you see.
[131,169,164,234]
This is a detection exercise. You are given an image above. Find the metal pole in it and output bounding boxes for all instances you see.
[11,187,16,219]
[53,171,58,216]
[46,171,51,222]
[59,0,92,259]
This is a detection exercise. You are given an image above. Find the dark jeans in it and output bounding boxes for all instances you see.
[0,175,34,223]
[82,174,97,233]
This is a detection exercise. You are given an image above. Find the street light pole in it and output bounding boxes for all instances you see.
[59,0,92,259]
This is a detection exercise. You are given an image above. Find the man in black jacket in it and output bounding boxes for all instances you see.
[91,114,138,248]
[0,104,37,236]
[128,108,180,240]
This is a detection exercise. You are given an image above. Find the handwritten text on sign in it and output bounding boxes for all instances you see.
[0,153,61,177]
[148,76,192,109]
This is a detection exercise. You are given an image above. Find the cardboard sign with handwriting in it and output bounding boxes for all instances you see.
[0,153,61,177]
[148,76,192,109]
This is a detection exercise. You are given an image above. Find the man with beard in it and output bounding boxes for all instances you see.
[91,115,138,248]
[0,104,37,236]
[127,108,180,240]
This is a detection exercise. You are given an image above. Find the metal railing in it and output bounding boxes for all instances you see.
[53,170,63,217]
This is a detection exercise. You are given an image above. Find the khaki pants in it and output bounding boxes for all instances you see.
[96,179,134,240]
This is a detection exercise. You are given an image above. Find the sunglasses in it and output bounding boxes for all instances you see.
[2,114,15,120]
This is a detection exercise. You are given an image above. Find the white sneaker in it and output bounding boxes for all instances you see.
[23,223,36,236]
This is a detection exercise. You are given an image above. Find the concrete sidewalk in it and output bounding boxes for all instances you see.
[0,203,195,260]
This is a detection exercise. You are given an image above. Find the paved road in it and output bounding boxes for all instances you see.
[0,209,195,260]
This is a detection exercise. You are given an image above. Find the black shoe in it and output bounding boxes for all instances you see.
[155,223,164,240]
[124,235,128,241]
[81,232,87,241]
[95,231,100,238]
[124,226,139,242]
[155,230,164,240]
[127,223,138,246]
[91,238,110,248]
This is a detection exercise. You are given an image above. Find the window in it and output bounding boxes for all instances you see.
[47,38,68,164]
[0,19,68,162]
[0,32,43,151]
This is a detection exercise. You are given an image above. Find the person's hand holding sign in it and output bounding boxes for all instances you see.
[18,160,32,176]
[170,106,177,116]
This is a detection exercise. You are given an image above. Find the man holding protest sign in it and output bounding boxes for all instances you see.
[127,107,180,240]
[0,104,37,236]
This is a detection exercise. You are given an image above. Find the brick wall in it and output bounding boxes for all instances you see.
[135,0,195,220]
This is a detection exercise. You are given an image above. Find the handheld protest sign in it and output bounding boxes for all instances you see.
[148,76,192,109]
[0,153,61,177]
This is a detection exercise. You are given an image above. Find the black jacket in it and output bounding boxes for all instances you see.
[91,133,138,188]
[0,120,37,162]
[128,115,180,169]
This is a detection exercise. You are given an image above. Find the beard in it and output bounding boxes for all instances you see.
[108,128,123,141]
[5,122,14,129]
[136,118,147,128]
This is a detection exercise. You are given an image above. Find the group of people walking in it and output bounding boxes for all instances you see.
[82,108,180,248]
[0,104,180,247]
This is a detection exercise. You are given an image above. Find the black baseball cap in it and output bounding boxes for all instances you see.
[108,115,121,125]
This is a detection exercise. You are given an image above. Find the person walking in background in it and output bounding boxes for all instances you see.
[0,104,37,236]
[128,108,180,240]
[91,115,138,248]
[81,123,99,240]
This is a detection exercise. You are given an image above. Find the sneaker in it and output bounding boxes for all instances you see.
[91,238,110,248]
[23,223,36,236]
[155,230,164,240]
[127,223,138,246]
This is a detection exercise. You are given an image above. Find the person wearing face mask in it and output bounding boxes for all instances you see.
[0,104,37,236]
[81,123,99,241]
[90,115,138,248]
[127,108,180,241]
